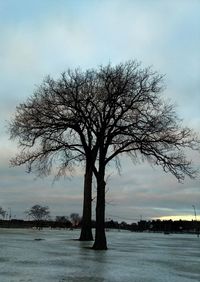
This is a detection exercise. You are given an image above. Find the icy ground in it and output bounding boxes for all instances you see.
[0,228,199,282]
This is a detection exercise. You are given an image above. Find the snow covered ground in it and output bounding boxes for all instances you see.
[0,228,199,282]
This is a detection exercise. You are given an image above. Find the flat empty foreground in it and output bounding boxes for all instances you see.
[0,228,199,282]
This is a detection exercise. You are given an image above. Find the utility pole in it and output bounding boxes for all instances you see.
[192,205,199,238]
[192,205,197,221]
[8,208,12,220]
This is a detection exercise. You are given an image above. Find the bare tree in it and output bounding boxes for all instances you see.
[89,62,199,249]
[9,71,99,241]
[70,213,81,227]
[25,205,50,221]
[0,207,6,219]
[10,61,199,250]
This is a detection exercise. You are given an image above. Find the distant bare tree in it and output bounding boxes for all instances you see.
[25,205,50,221]
[70,213,81,227]
[0,207,6,219]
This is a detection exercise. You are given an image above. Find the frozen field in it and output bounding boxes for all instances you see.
[0,228,199,282]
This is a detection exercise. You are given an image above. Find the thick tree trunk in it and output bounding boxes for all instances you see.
[92,167,107,250]
[79,162,93,241]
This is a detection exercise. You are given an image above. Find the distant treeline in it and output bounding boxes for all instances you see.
[0,219,73,229]
[102,219,199,234]
[0,218,199,234]
[107,219,200,234]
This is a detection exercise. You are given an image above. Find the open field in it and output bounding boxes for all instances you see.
[0,228,199,282]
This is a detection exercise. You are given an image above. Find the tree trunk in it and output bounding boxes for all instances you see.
[92,167,107,250]
[79,162,93,241]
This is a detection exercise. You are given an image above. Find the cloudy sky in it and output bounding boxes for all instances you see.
[0,0,200,221]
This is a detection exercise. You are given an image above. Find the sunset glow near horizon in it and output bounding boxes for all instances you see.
[0,0,200,221]
[157,215,200,222]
